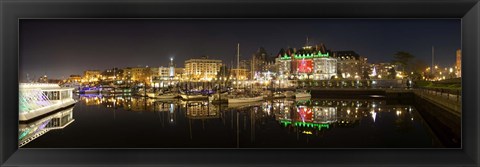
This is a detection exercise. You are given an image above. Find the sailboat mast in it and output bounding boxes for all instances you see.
[237,43,240,79]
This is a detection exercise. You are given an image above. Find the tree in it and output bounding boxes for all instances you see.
[409,59,428,80]
[392,51,414,72]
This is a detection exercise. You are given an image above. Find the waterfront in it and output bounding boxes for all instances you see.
[21,94,444,148]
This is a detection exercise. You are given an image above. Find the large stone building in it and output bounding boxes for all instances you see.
[331,51,368,79]
[184,56,222,81]
[276,43,337,80]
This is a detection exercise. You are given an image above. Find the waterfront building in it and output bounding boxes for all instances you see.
[152,59,181,88]
[251,47,275,79]
[83,70,101,83]
[230,68,249,81]
[184,56,222,81]
[276,43,337,80]
[101,68,123,83]
[456,49,461,78]
[129,66,153,85]
[67,75,82,83]
[331,51,367,79]
[122,68,133,85]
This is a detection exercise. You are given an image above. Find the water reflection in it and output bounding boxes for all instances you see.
[19,106,74,147]
[22,94,436,148]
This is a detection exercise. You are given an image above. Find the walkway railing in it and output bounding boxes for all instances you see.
[413,88,461,116]
[416,87,462,103]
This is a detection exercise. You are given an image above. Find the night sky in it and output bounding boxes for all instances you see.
[19,19,460,81]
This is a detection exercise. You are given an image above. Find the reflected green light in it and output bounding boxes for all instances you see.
[280,120,330,130]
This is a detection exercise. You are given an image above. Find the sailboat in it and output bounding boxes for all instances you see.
[227,43,263,104]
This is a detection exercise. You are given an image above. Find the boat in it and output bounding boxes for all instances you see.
[228,95,264,104]
[180,92,208,100]
[146,92,156,98]
[208,92,229,103]
[272,91,286,98]
[19,83,77,121]
[147,89,180,99]
[156,93,179,99]
[79,86,100,94]
[227,101,263,109]
[295,90,311,98]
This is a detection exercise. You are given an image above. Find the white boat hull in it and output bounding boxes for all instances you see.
[228,96,264,103]
[156,94,178,99]
[181,94,208,100]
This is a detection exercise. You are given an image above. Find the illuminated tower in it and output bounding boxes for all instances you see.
[169,57,175,79]
[456,49,461,78]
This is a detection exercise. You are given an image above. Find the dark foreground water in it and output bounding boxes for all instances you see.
[20,94,442,148]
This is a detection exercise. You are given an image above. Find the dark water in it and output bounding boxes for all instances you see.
[20,94,442,148]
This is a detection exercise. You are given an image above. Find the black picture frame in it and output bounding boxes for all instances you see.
[1,0,479,166]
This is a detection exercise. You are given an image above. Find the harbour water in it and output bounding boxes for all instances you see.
[21,94,442,148]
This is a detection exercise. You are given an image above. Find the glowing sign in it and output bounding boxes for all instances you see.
[297,59,313,73]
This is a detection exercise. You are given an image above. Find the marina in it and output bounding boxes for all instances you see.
[21,94,447,148]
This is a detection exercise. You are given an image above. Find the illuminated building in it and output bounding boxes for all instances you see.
[67,75,82,83]
[369,63,395,79]
[83,70,101,83]
[184,56,222,81]
[101,68,123,82]
[128,66,153,84]
[276,43,337,80]
[251,47,276,79]
[230,69,248,80]
[152,59,181,88]
[456,49,461,78]
[331,51,367,79]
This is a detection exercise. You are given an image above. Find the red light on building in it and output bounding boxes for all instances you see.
[297,106,313,122]
[297,59,313,73]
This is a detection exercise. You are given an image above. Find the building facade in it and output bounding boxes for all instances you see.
[83,70,101,83]
[184,56,222,81]
[276,44,337,80]
[331,51,367,79]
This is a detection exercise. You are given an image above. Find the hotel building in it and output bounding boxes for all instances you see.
[184,56,222,81]
[276,43,337,80]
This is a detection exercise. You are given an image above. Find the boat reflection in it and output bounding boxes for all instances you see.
[19,106,75,147]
